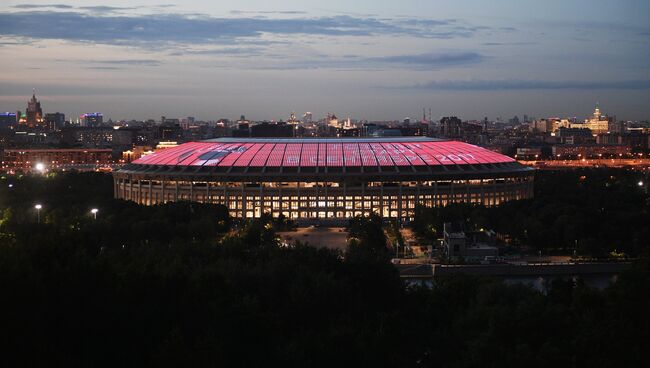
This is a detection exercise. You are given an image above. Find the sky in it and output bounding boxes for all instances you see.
[0,0,649,121]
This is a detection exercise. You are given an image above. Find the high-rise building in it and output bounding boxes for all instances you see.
[44,112,66,131]
[25,91,43,127]
[0,112,18,129]
[81,113,103,127]
[439,116,462,137]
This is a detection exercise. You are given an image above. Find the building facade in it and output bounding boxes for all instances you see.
[2,148,114,171]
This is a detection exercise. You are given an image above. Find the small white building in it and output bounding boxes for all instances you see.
[443,223,498,261]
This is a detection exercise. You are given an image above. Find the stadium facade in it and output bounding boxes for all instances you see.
[113,137,534,222]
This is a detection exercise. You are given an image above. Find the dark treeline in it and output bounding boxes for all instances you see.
[0,171,649,367]
[413,168,650,256]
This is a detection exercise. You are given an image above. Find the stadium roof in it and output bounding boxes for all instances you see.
[133,137,515,169]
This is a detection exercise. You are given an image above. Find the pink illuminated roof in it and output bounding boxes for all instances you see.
[132,138,515,169]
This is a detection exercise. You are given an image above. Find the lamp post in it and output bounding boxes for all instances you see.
[90,208,98,220]
[34,204,42,223]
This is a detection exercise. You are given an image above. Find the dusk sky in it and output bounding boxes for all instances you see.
[1,0,649,121]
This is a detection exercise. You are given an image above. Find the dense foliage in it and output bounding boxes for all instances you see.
[413,168,650,256]
[0,171,649,367]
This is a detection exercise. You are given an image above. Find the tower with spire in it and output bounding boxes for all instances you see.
[592,102,602,120]
[25,89,43,127]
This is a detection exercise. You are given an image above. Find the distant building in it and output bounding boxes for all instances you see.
[44,112,65,131]
[0,112,18,129]
[529,119,553,133]
[61,127,114,147]
[570,104,612,134]
[439,116,462,137]
[443,223,498,261]
[369,128,402,137]
[25,91,43,127]
[336,127,360,137]
[251,122,294,137]
[516,147,543,159]
[401,124,428,136]
[158,124,183,141]
[2,148,113,171]
[180,117,195,130]
[161,116,180,125]
[287,112,300,125]
[328,114,339,128]
[233,123,250,137]
[552,144,631,158]
[81,113,103,127]
[556,127,595,144]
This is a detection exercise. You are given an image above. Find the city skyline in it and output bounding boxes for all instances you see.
[1,1,649,120]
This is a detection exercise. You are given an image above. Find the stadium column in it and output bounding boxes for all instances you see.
[206,181,210,203]
[361,181,365,215]
[175,180,179,201]
[241,182,245,218]
[253,182,264,217]
[223,185,227,211]
[398,182,403,224]
[161,180,166,203]
[434,181,439,207]
[481,179,486,206]
[450,181,454,203]
[296,181,300,219]
[113,177,118,198]
[189,180,193,202]
[148,180,153,205]
[380,184,384,218]
[343,181,347,218]
[129,177,133,201]
[138,179,142,204]
[324,182,328,219]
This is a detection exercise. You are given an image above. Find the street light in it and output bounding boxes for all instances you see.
[34,204,42,223]
[90,208,98,220]
[35,162,45,173]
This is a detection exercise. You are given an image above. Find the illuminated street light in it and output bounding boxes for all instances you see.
[639,181,644,187]
[35,162,45,173]
[34,204,42,223]
[90,208,98,220]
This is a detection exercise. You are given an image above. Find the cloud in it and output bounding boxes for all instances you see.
[84,66,123,70]
[78,6,138,12]
[174,47,266,57]
[12,4,73,9]
[57,59,162,67]
[482,42,537,46]
[367,52,483,68]
[94,59,162,66]
[244,51,484,70]
[394,79,650,90]
[0,11,484,48]
[230,10,308,15]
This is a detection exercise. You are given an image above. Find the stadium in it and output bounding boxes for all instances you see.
[113,137,534,223]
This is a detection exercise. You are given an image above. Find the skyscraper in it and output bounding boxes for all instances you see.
[25,90,43,127]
